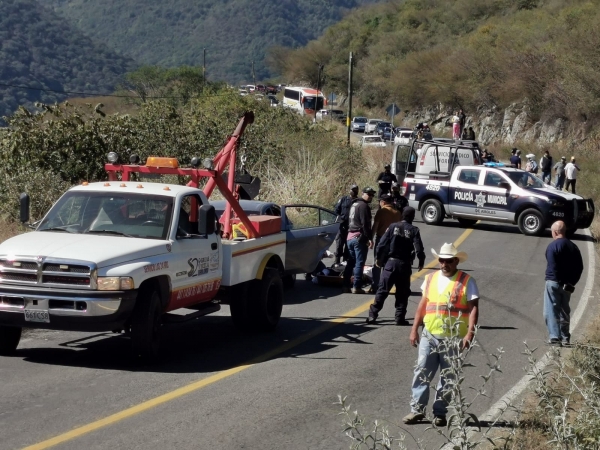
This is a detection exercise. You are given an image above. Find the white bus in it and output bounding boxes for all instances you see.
[282,87,326,116]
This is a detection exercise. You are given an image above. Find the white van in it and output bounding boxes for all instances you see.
[394,129,413,145]
[392,141,481,182]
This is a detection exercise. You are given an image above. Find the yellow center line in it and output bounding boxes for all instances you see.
[24,228,474,450]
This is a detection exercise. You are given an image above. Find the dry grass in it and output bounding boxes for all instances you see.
[0,217,24,243]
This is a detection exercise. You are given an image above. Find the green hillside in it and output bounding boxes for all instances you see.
[0,0,134,120]
[274,0,600,122]
[39,0,380,84]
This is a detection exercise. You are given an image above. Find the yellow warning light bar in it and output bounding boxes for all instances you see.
[145,157,179,168]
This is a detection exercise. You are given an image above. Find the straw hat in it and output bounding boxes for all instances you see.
[431,243,468,263]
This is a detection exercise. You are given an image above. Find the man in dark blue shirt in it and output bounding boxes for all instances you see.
[544,221,584,346]
[509,148,522,169]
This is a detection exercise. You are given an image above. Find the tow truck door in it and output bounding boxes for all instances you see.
[448,167,484,216]
[281,205,339,274]
[168,194,221,310]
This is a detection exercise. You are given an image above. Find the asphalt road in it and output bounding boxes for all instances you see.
[1,219,596,450]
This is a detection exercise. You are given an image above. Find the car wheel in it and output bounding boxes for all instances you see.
[566,227,578,237]
[457,218,477,228]
[131,287,162,360]
[0,326,22,356]
[250,268,283,331]
[518,208,544,236]
[421,199,445,225]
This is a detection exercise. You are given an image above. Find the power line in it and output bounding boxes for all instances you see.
[0,82,240,99]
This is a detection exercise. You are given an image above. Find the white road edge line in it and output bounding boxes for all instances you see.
[442,229,596,448]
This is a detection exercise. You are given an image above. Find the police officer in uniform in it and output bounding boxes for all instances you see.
[366,207,425,325]
[376,164,398,199]
[333,184,359,266]
[390,182,408,213]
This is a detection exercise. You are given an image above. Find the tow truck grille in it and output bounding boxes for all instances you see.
[0,258,94,288]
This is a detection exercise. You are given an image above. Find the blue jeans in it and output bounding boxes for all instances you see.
[410,330,457,417]
[343,237,368,289]
[555,174,565,190]
[543,280,571,342]
[542,171,551,184]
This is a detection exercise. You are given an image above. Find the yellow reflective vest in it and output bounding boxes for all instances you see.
[422,270,471,338]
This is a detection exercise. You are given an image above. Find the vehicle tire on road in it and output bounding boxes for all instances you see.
[250,268,283,331]
[131,287,163,359]
[0,326,21,355]
[566,228,578,237]
[230,282,251,331]
[518,208,544,236]
[457,218,477,228]
[421,199,445,225]
[282,274,296,290]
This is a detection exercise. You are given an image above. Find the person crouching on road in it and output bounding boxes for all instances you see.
[343,187,375,294]
[367,207,425,325]
[369,194,403,294]
[333,184,359,266]
[402,243,479,427]
[544,220,583,347]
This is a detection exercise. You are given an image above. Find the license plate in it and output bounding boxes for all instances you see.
[24,310,50,323]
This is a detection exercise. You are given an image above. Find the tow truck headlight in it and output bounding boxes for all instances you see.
[97,277,135,290]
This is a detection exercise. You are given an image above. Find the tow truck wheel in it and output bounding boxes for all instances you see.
[566,228,578,237]
[230,283,251,330]
[518,208,544,236]
[421,199,444,225]
[0,326,22,355]
[282,274,296,289]
[251,268,283,331]
[131,288,162,359]
[457,218,477,228]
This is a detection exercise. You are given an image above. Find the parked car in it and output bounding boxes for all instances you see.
[266,85,278,94]
[351,117,368,132]
[394,128,413,145]
[210,200,340,279]
[365,119,383,134]
[267,95,279,107]
[256,84,266,93]
[360,135,387,148]
[239,89,249,96]
[381,127,394,142]
[246,85,256,92]
[316,109,329,120]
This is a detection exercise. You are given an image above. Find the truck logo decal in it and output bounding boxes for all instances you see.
[475,192,486,208]
[176,279,221,300]
[209,252,219,271]
[144,261,169,273]
[188,257,209,277]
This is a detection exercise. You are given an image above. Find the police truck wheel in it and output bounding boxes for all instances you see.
[566,228,578,237]
[518,208,544,236]
[0,326,22,355]
[457,218,477,228]
[250,268,283,331]
[131,288,162,360]
[421,199,444,225]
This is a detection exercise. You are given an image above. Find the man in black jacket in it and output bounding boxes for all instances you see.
[366,207,425,325]
[376,164,398,199]
[333,184,359,265]
[343,187,376,294]
[544,220,584,346]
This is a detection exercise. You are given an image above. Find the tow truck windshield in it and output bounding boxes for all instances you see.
[37,192,173,239]
[506,172,546,189]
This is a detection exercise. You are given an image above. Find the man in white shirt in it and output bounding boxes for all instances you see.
[564,157,581,194]
[402,243,479,427]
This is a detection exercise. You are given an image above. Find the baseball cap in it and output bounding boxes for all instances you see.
[384,164,391,169]
[379,193,392,201]
[561,156,566,160]
[363,187,376,195]
[350,184,359,191]
[571,156,576,160]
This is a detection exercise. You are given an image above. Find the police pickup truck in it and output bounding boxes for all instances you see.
[402,163,594,236]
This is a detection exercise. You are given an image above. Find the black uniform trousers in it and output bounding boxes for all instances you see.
[368,258,411,322]
[334,225,349,261]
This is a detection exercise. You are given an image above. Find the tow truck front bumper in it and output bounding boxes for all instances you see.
[0,284,138,332]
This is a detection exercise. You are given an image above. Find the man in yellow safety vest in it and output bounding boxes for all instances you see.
[402,243,480,427]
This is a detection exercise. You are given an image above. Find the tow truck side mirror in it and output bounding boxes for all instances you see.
[498,181,511,191]
[19,193,30,223]
[199,205,216,235]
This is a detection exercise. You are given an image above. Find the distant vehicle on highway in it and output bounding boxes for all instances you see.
[246,85,256,92]
[394,128,413,145]
[375,121,392,135]
[380,127,394,142]
[282,86,325,117]
[365,119,383,134]
[256,84,266,93]
[239,89,249,96]
[266,85,278,94]
[360,135,387,148]
[351,116,368,132]
[267,95,279,107]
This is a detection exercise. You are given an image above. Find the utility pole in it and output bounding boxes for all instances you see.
[347,52,353,145]
[315,64,323,123]
[252,61,256,88]
[203,48,206,89]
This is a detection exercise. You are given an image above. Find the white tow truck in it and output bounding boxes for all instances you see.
[0,112,308,359]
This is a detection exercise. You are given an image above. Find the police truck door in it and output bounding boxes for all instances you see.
[448,167,483,217]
